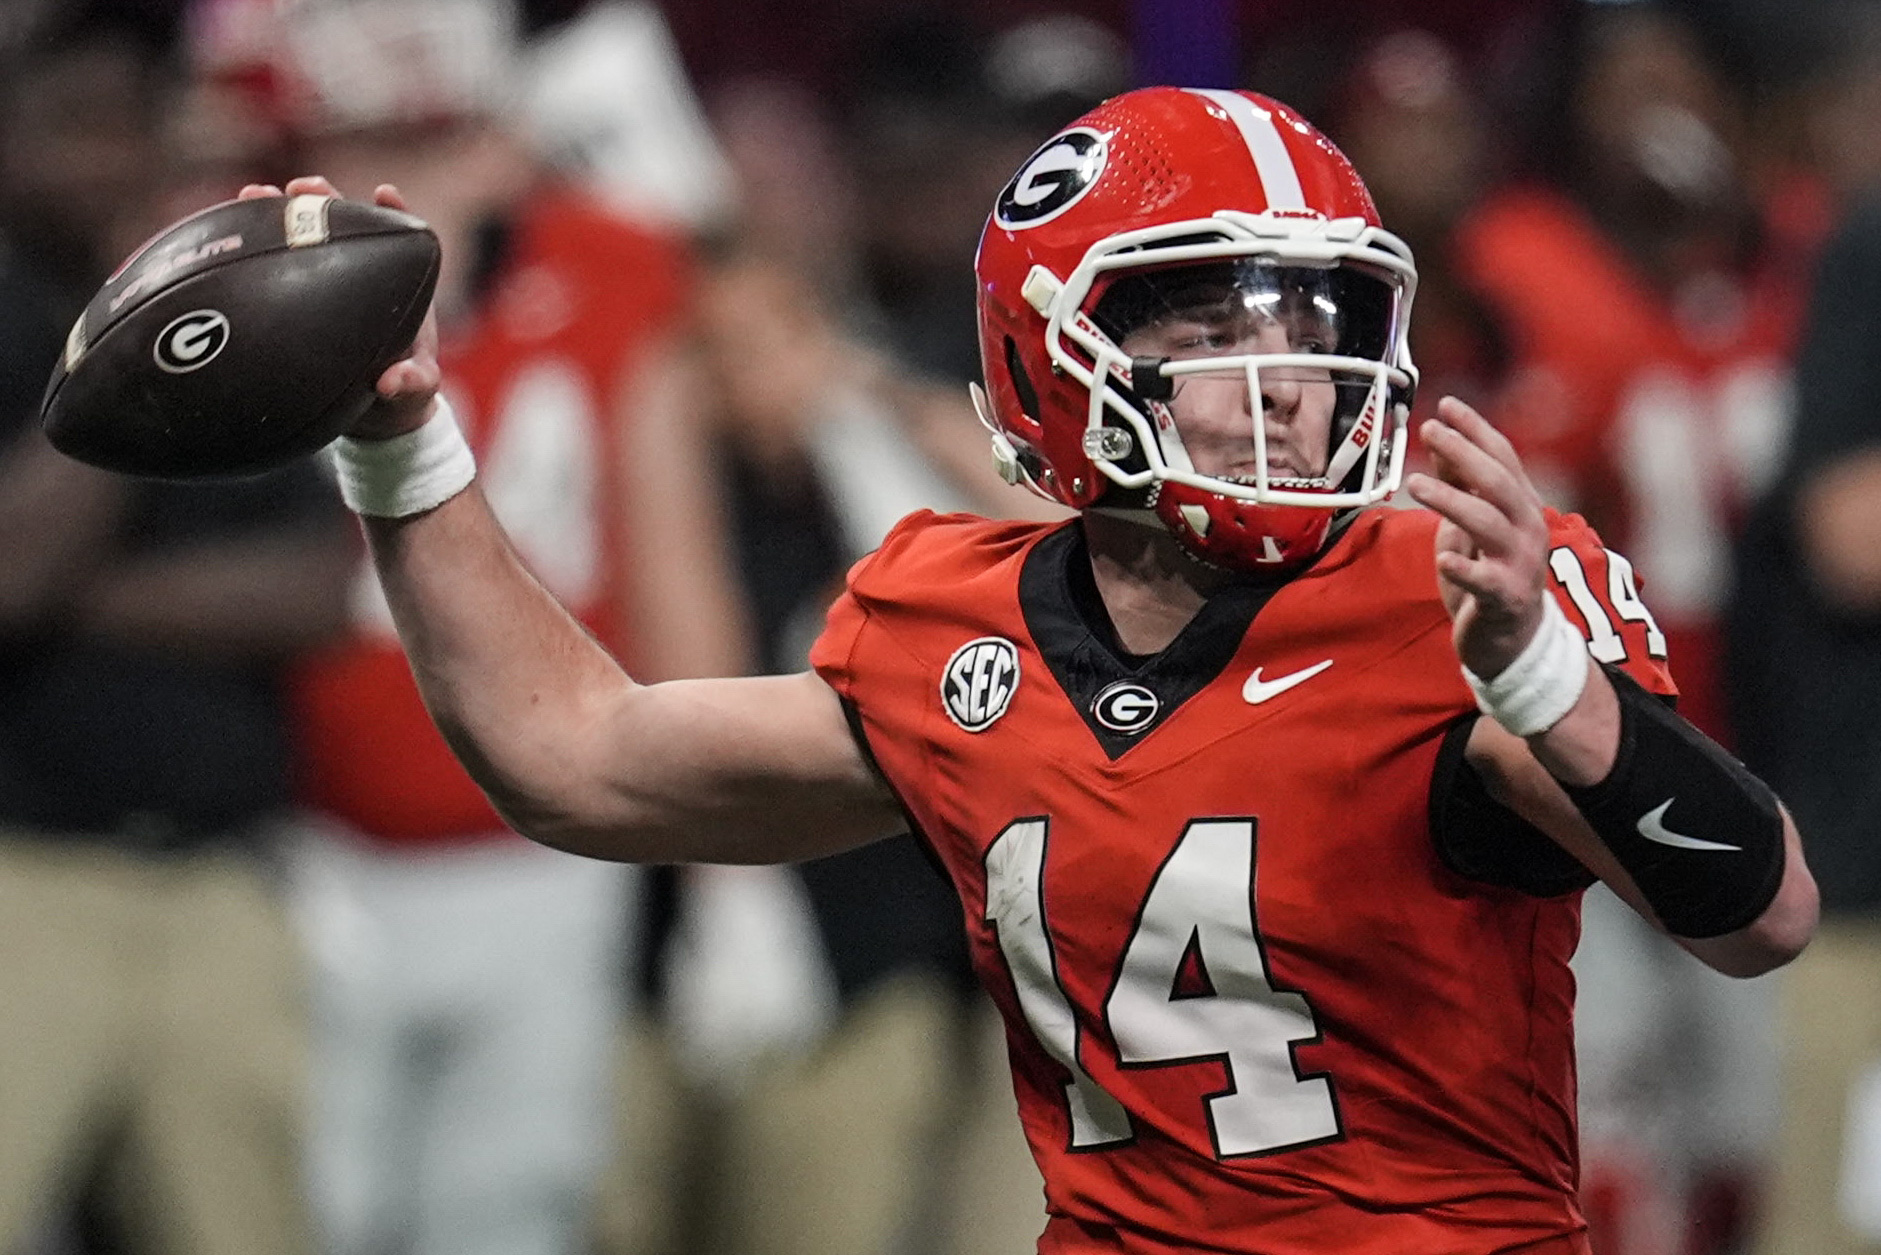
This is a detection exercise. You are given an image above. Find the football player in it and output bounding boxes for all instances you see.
[243,86,1818,1255]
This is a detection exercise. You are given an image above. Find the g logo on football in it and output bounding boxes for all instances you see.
[942,637,1021,732]
[994,129,1107,229]
[154,310,230,374]
[1092,681,1160,734]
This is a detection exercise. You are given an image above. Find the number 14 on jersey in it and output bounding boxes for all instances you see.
[983,816,1343,1160]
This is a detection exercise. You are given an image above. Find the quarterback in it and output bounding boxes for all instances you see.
[247,88,1817,1254]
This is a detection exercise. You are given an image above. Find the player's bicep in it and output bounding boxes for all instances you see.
[1431,716,1596,897]
[550,670,903,865]
[1460,717,1657,916]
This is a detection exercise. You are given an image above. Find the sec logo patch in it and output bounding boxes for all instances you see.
[942,637,1020,732]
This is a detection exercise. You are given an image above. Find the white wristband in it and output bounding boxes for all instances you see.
[330,396,477,518]
[1462,596,1590,737]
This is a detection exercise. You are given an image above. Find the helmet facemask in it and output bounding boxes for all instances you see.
[1029,212,1418,571]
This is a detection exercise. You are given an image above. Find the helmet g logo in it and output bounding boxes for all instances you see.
[942,637,1021,731]
[154,310,230,374]
[994,129,1107,229]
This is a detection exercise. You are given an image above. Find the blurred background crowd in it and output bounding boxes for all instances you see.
[4,1,1881,1254]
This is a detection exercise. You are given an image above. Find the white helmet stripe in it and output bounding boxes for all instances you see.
[1186,89,1306,210]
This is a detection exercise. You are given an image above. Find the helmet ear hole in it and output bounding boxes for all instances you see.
[1004,336,1043,424]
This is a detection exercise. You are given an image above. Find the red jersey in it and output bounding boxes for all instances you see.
[290,190,690,844]
[811,507,1674,1255]
[1453,184,1819,741]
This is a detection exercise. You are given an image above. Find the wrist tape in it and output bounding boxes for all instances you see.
[331,396,477,518]
[1561,666,1787,938]
[1463,595,1590,737]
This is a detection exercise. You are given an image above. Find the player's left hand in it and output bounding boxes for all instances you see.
[1403,396,1550,680]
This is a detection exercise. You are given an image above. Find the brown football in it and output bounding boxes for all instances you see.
[41,194,440,478]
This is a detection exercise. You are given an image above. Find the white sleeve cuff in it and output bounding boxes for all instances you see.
[330,396,477,518]
[1462,595,1591,737]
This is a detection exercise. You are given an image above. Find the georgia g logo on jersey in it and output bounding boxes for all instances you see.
[1091,681,1160,734]
[994,129,1107,229]
[942,637,1021,732]
[153,310,230,374]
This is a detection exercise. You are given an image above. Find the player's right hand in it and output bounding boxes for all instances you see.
[237,176,441,441]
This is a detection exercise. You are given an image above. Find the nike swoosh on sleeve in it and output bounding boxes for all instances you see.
[1635,799,1742,852]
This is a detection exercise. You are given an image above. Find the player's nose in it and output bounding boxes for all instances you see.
[1259,367,1302,418]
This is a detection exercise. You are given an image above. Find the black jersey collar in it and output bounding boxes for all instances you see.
[1018,522,1282,760]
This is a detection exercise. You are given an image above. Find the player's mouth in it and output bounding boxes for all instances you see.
[1221,459,1326,489]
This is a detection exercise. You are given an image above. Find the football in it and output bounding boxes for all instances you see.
[41,194,440,478]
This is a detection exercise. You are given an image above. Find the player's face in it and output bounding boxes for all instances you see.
[1116,271,1339,483]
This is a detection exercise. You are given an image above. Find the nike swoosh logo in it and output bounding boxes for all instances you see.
[1242,659,1333,705]
[1635,799,1742,852]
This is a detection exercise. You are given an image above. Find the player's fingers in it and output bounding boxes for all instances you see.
[237,183,283,200]
[1435,395,1524,471]
[1405,467,1520,554]
[1433,397,1547,514]
[1432,514,1475,559]
[1433,548,1532,611]
[1419,420,1539,527]
[373,184,410,212]
[376,355,441,398]
[283,175,341,198]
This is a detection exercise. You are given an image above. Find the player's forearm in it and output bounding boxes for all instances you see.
[361,477,900,865]
[1519,657,1620,786]
[1484,657,1816,976]
[1483,715,1817,976]
[362,482,654,849]
[1677,815,1817,977]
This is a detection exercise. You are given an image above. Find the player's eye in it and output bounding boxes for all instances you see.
[1158,320,1236,355]
[1180,329,1236,351]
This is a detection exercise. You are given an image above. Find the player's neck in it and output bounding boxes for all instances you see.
[1079,512,1234,656]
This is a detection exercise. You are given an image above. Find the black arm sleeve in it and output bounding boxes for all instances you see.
[1559,666,1786,939]
[1430,715,1598,898]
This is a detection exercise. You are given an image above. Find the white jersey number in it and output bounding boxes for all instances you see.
[1549,545,1668,664]
[983,816,1341,1158]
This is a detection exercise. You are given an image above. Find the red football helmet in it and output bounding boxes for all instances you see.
[974,86,1419,571]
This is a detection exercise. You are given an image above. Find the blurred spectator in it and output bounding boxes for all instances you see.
[1324,29,1507,429]
[522,1,736,236]
[842,9,1129,385]
[1728,14,1881,1255]
[1452,6,1822,1253]
[586,22,1106,1249]
[594,39,1077,1254]
[189,2,738,1253]
[1731,192,1881,1255]
[0,21,349,1255]
[1457,0,1816,744]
